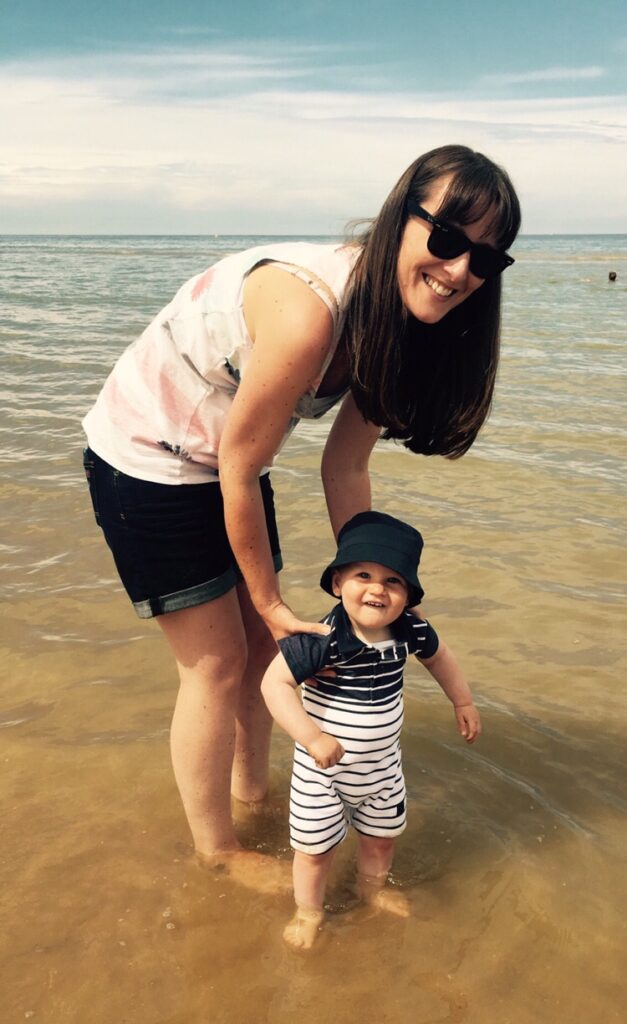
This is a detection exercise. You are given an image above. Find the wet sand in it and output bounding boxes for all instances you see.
[1,428,625,1023]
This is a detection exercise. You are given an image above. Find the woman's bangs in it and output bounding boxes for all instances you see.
[437,173,519,249]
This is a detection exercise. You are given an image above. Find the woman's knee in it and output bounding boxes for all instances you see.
[180,648,248,691]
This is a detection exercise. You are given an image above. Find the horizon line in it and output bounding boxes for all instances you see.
[2,231,627,239]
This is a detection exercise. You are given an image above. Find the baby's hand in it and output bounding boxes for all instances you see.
[307,733,344,769]
[454,704,482,744]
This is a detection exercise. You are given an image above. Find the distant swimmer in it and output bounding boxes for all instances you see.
[608,271,617,281]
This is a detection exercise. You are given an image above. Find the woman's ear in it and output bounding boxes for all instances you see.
[331,571,342,598]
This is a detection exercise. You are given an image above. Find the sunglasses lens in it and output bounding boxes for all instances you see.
[427,225,467,261]
[469,250,504,279]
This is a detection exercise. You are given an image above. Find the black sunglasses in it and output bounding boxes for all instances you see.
[406,199,514,279]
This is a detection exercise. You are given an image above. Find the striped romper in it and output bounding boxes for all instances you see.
[278,604,439,855]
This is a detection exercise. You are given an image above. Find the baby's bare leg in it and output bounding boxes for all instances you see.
[356,835,410,917]
[283,848,336,949]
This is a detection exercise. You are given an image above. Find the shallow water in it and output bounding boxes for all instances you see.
[1,234,626,1022]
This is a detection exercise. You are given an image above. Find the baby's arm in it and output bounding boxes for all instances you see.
[261,653,345,768]
[418,640,482,743]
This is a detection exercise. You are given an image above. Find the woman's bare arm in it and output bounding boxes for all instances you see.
[219,265,336,638]
[321,391,381,539]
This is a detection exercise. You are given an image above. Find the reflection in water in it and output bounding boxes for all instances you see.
[1,234,625,1021]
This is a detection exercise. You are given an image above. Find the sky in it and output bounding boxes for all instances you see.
[1,0,626,234]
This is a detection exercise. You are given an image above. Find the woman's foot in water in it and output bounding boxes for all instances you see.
[196,847,292,895]
[231,793,287,828]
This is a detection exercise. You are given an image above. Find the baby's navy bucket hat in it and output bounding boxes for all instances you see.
[320,510,424,606]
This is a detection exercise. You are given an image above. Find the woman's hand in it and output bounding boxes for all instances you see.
[263,600,331,642]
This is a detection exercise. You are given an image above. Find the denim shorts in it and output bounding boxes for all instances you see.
[82,447,282,618]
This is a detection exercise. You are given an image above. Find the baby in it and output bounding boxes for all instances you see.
[261,511,481,947]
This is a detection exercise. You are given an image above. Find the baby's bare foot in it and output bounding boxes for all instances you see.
[283,908,325,949]
[365,886,411,917]
[357,872,411,917]
[196,849,292,895]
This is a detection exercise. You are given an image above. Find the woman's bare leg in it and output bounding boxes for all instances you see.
[158,591,248,856]
[231,580,278,804]
[157,581,291,891]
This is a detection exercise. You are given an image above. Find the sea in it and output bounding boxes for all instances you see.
[1,234,625,1023]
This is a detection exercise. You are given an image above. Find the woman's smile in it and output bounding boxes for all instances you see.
[423,272,456,299]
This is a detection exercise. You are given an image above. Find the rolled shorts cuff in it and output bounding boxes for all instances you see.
[132,551,284,619]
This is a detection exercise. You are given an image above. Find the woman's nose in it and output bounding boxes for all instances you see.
[442,249,471,283]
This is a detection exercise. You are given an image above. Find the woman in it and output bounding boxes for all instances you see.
[82,145,520,866]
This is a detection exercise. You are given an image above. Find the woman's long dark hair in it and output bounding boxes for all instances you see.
[344,145,521,457]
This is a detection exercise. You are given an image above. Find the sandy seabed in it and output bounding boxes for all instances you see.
[1,426,625,1024]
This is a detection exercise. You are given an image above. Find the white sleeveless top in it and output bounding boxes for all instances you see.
[82,241,359,483]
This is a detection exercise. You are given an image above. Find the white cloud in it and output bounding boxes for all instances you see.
[1,49,626,233]
[481,66,605,86]
[241,88,627,133]
[1,44,344,96]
